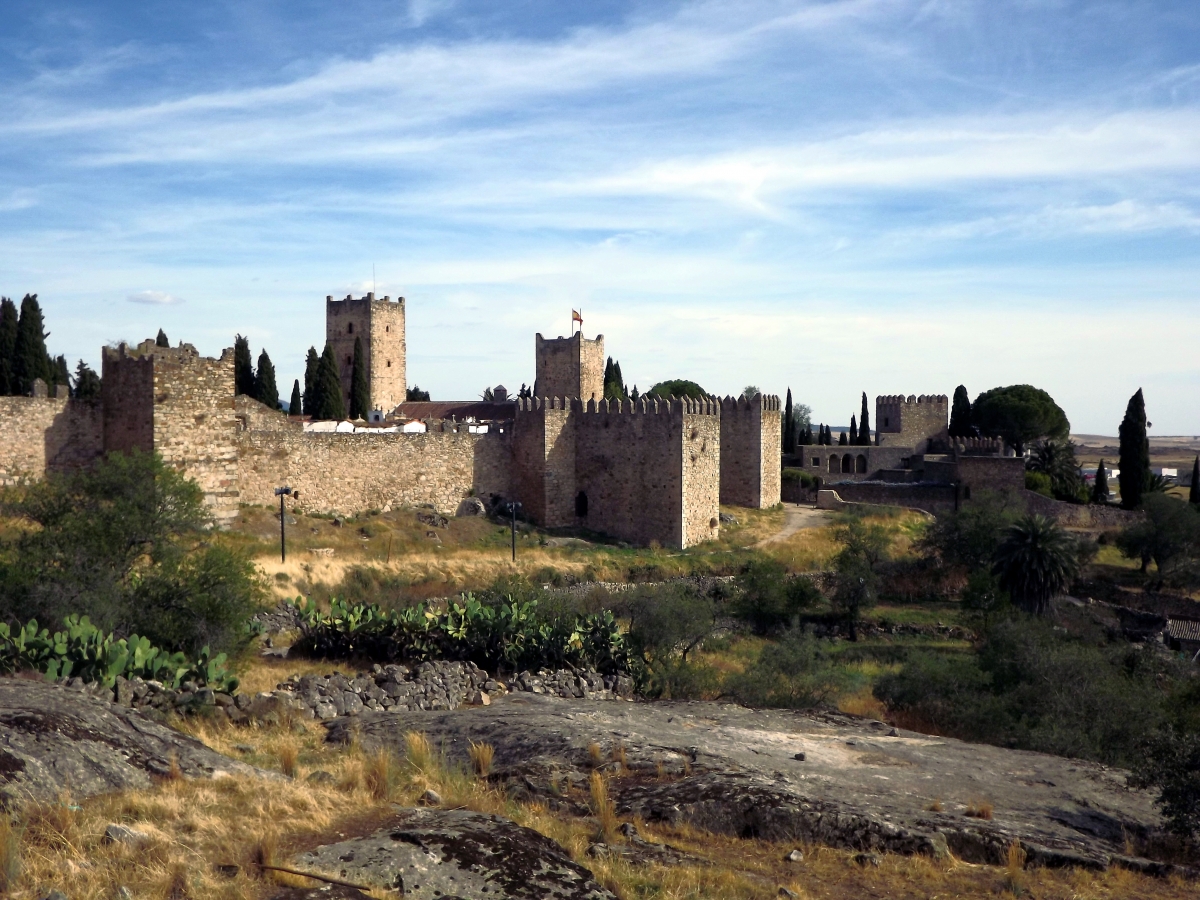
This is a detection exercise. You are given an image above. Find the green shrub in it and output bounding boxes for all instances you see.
[1130,727,1200,839]
[1025,471,1053,497]
[726,628,846,709]
[0,450,263,655]
[0,614,237,692]
[731,559,820,634]
[919,491,1019,573]
[290,593,631,675]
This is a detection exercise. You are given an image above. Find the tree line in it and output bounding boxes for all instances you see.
[0,294,100,399]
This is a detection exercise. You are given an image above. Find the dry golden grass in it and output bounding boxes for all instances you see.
[588,771,617,841]
[836,688,888,720]
[1004,839,1028,896]
[965,800,995,820]
[468,740,495,779]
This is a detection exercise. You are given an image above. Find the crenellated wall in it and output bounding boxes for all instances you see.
[236,427,510,517]
[719,393,782,508]
[876,394,949,451]
[326,293,406,415]
[534,333,605,402]
[512,395,721,549]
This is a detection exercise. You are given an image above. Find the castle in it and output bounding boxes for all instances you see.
[0,296,780,549]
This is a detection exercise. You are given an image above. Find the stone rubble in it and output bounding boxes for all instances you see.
[66,656,636,723]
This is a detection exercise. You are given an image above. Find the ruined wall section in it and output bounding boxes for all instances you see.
[236,428,509,516]
[875,394,949,450]
[101,347,155,455]
[534,333,604,401]
[0,397,103,485]
[149,343,241,525]
[719,394,781,508]
[327,294,406,416]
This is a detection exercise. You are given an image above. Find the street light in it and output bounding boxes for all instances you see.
[275,486,293,562]
[507,500,523,563]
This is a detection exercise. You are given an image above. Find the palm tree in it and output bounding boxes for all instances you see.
[992,515,1080,616]
[1027,439,1082,500]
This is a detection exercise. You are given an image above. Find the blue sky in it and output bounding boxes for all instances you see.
[1,0,1198,433]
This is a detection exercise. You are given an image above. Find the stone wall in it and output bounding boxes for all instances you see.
[876,394,948,450]
[326,294,406,415]
[794,445,911,482]
[236,427,510,516]
[823,481,958,515]
[534,333,604,401]
[681,407,723,546]
[955,455,1026,499]
[719,394,782,508]
[101,347,155,456]
[234,394,299,432]
[1024,492,1142,530]
[0,397,103,485]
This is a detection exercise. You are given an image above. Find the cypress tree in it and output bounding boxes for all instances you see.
[1092,459,1109,504]
[349,336,369,419]
[13,294,51,395]
[630,385,640,402]
[803,424,812,445]
[848,415,858,445]
[784,389,795,454]
[948,384,972,437]
[0,297,17,395]
[50,355,70,393]
[289,379,302,416]
[155,328,170,348]
[603,357,614,395]
[233,335,254,396]
[838,430,848,446]
[314,343,346,420]
[859,392,871,445]
[1117,388,1150,510]
[1190,456,1199,506]
[254,349,280,410]
[613,361,625,398]
[302,346,319,416]
[825,424,832,445]
[72,360,101,400]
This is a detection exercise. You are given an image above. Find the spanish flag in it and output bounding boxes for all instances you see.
[572,309,583,325]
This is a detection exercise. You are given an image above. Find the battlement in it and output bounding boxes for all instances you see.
[876,394,949,406]
[720,393,781,413]
[516,395,722,416]
[953,436,1011,456]
[875,392,949,450]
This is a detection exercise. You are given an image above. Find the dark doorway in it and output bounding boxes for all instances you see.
[575,491,589,517]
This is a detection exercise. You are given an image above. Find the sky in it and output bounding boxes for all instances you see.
[1,0,1198,434]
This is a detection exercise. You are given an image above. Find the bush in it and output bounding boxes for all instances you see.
[919,491,1019,573]
[1115,493,1200,588]
[726,627,846,709]
[731,559,820,634]
[830,519,890,640]
[1130,727,1200,839]
[1025,471,1053,497]
[0,451,264,655]
[875,617,1180,766]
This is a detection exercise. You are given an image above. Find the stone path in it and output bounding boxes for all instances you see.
[753,502,830,548]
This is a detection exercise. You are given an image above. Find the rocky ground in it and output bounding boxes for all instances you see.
[328,692,1192,878]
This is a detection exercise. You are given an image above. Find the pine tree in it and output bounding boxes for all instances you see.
[0,297,17,395]
[1118,388,1150,510]
[848,415,858,445]
[13,294,51,395]
[784,389,795,454]
[1190,456,1199,506]
[302,346,319,416]
[838,430,848,446]
[50,355,70,393]
[73,360,101,400]
[1092,459,1109,504]
[948,384,972,437]
[349,336,369,419]
[859,392,871,445]
[254,349,280,410]
[155,328,170,348]
[314,343,345,420]
[289,379,302,416]
[233,335,254,396]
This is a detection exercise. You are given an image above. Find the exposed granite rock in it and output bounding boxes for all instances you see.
[0,678,264,806]
[292,807,614,900]
[326,693,1178,873]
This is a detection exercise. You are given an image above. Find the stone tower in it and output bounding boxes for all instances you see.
[326,293,406,416]
[875,394,949,450]
[534,332,604,400]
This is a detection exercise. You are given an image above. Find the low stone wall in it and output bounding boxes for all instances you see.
[819,482,955,515]
[1024,492,1142,529]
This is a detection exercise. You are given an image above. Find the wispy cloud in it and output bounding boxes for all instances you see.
[127,290,183,305]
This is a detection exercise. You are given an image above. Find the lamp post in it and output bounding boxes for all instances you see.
[507,500,523,563]
[275,486,293,562]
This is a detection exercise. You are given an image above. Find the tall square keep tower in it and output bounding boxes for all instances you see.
[326,293,407,415]
[535,332,604,401]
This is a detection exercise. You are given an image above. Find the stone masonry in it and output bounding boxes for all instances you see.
[719,394,782,508]
[535,332,605,401]
[327,293,406,415]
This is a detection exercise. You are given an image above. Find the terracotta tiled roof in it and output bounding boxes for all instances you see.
[1167,618,1200,642]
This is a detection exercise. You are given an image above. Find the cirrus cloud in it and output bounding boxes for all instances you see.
[127,290,183,305]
